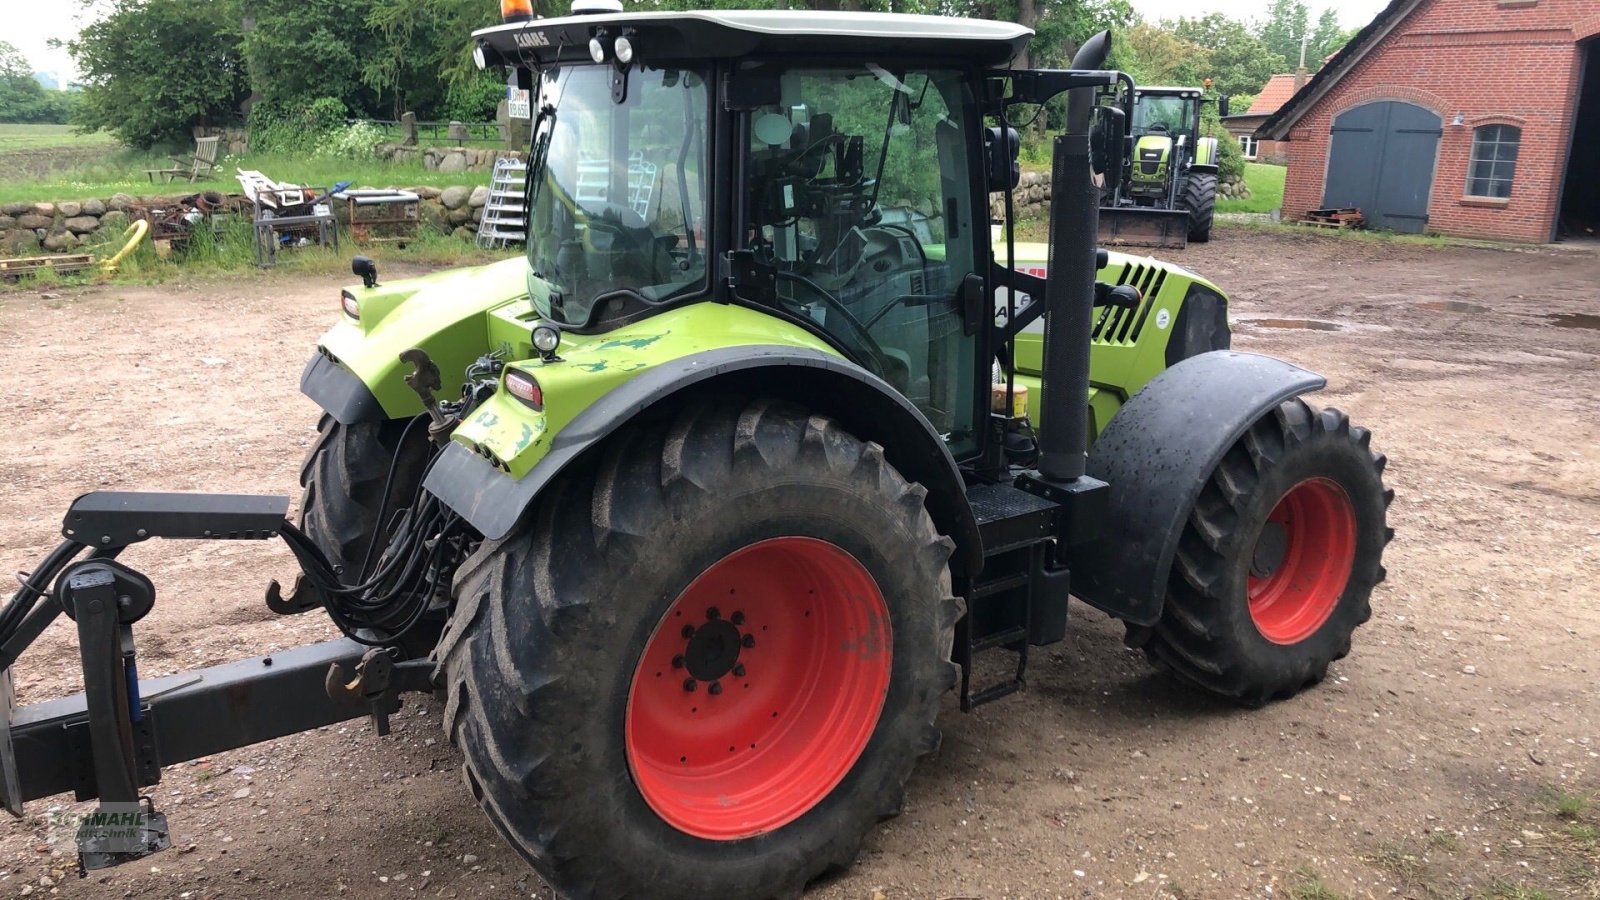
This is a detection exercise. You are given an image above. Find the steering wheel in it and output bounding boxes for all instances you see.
[773,270,889,374]
[584,201,651,254]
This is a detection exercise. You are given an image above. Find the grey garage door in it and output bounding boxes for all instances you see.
[1322,101,1442,233]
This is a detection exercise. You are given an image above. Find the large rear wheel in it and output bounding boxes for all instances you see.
[438,398,960,899]
[1129,398,1392,706]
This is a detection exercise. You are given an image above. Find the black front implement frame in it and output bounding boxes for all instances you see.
[0,492,434,871]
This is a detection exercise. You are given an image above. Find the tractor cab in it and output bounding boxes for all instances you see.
[1127,87,1202,200]
[478,9,1032,457]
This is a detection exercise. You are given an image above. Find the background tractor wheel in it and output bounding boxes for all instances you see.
[1129,398,1392,706]
[1183,172,1217,243]
[300,414,431,587]
[438,398,960,900]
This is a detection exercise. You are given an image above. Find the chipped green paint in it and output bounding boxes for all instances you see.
[513,421,539,455]
[474,410,500,429]
[595,333,667,351]
[576,360,609,373]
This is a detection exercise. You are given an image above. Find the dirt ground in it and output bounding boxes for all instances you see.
[0,227,1596,899]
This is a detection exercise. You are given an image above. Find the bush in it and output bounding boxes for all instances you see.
[314,121,385,161]
[250,96,349,154]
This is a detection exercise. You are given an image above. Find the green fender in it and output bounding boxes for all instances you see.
[1190,135,1220,173]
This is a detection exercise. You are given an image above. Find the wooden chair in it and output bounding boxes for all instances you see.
[145,136,222,184]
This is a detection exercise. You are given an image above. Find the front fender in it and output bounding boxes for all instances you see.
[1067,351,1326,625]
[306,257,532,422]
[426,342,982,574]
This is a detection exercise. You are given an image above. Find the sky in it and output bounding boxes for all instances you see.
[4,0,1392,81]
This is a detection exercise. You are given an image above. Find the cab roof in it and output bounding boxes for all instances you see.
[474,9,1033,68]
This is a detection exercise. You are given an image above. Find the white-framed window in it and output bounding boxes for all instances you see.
[1238,134,1259,160]
[1466,124,1519,199]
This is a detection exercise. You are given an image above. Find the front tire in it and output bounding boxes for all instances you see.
[1130,398,1392,706]
[438,398,960,899]
[1183,172,1217,242]
[300,415,431,582]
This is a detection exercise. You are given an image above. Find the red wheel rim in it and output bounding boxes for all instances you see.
[625,537,892,840]
[1246,477,1357,644]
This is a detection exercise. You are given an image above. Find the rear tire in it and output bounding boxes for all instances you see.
[438,398,960,899]
[1130,398,1392,706]
[1183,172,1217,242]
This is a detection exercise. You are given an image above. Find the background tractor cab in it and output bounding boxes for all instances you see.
[1099,85,1220,249]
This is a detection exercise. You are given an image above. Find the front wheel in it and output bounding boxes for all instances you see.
[438,398,960,899]
[1183,172,1217,243]
[1129,398,1392,706]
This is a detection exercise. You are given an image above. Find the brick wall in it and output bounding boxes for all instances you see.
[1280,0,1600,242]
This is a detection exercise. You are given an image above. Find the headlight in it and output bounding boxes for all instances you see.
[504,368,544,410]
[613,36,634,65]
[340,289,360,321]
[588,36,607,63]
[532,323,562,356]
[473,44,488,71]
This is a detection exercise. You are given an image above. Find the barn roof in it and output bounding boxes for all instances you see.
[1258,0,1429,141]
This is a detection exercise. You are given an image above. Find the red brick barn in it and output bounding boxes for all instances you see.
[1259,0,1600,242]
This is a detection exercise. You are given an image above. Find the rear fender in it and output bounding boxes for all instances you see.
[1191,135,1219,171]
[1066,351,1325,624]
[425,347,982,575]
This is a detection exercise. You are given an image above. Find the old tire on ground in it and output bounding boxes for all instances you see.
[439,398,960,899]
[1183,172,1217,243]
[1131,398,1392,706]
[300,414,431,586]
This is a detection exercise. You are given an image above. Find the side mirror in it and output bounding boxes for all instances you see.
[984,126,1020,193]
[1089,105,1126,186]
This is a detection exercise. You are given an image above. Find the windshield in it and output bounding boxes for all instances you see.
[1133,95,1193,136]
[527,64,709,326]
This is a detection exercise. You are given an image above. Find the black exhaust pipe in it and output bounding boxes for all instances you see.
[1035,31,1111,483]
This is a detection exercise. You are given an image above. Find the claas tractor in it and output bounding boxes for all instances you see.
[1098,84,1221,249]
[0,5,1392,897]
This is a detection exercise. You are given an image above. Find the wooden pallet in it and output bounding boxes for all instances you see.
[1302,207,1366,229]
[0,254,96,278]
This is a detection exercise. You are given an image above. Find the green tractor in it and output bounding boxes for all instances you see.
[1099,85,1220,249]
[0,6,1392,898]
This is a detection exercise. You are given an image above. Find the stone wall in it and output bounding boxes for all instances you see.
[988,169,1251,221]
[192,125,250,156]
[1,195,143,256]
[0,184,498,258]
[378,145,527,173]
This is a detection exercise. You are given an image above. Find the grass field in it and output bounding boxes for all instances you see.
[0,124,118,151]
[0,124,491,204]
[1218,162,1287,214]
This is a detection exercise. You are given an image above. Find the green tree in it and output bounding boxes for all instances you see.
[69,0,251,148]
[244,0,381,115]
[1307,8,1353,66]
[1254,0,1309,71]
[1112,22,1210,87]
[0,41,58,123]
[1171,14,1279,96]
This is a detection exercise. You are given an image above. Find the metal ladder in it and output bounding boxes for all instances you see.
[475,157,529,250]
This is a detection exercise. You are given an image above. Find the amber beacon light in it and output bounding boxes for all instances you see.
[502,0,535,23]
